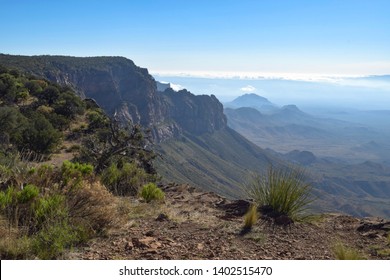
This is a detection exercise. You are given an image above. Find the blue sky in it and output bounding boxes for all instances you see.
[1,0,390,78]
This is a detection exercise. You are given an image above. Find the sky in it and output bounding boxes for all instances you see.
[1,0,390,107]
[1,0,390,77]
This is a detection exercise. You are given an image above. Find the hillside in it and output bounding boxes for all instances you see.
[0,54,281,202]
[1,61,389,261]
[67,184,390,260]
[2,55,389,219]
[155,127,279,198]
[225,98,390,218]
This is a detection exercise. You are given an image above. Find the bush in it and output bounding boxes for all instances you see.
[244,166,313,221]
[66,181,116,236]
[0,160,116,259]
[101,162,152,196]
[32,221,80,259]
[0,185,39,231]
[61,160,94,189]
[139,183,165,203]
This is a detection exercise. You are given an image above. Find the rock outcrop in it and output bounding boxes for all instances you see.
[0,54,227,141]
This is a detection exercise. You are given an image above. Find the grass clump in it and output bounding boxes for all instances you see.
[244,166,313,221]
[139,183,165,203]
[332,242,366,260]
[0,161,115,259]
[242,204,258,233]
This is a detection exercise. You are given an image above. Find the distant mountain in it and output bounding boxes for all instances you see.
[224,93,278,112]
[267,104,312,123]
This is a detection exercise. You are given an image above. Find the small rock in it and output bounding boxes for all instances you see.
[362,232,380,239]
[132,236,155,248]
[145,230,154,236]
[125,242,133,251]
[150,242,162,249]
[197,243,205,250]
[156,213,169,222]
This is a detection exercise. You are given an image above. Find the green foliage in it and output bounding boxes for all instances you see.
[33,194,67,228]
[17,184,39,204]
[86,109,109,130]
[19,111,62,156]
[139,183,165,203]
[0,160,115,259]
[77,119,156,176]
[32,221,80,259]
[52,91,85,119]
[101,162,154,196]
[61,160,93,189]
[332,242,366,260]
[244,166,313,221]
[0,66,93,159]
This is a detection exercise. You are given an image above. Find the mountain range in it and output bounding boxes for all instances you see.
[225,93,390,217]
[1,54,389,218]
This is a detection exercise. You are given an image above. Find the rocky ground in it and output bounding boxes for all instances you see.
[66,184,390,260]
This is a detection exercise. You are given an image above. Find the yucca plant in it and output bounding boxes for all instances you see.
[244,166,314,221]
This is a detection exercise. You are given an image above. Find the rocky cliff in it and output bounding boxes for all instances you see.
[0,54,227,141]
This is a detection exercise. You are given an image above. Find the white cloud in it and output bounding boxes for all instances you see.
[240,85,256,92]
[159,81,184,91]
[170,83,184,91]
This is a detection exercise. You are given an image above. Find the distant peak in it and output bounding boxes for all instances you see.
[281,104,300,110]
[236,93,269,101]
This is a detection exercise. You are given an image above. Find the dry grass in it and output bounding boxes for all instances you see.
[67,181,118,235]
[332,242,366,260]
[243,204,258,230]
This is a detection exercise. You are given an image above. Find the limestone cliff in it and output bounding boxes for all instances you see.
[0,54,227,141]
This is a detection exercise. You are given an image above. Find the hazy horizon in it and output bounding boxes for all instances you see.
[153,74,390,111]
[1,0,390,110]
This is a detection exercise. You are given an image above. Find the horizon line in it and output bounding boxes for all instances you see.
[150,70,390,83]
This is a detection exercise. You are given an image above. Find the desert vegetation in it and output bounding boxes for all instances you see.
[244,166,314,222]
[0,66,160,259]
[332,242,366,260]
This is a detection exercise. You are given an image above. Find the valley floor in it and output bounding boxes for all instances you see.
[66,185,390,260]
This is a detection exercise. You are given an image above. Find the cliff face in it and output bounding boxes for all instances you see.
[0,54,227,141]
[161,88,227,135]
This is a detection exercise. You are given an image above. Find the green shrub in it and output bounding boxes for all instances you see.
[61,160,93,189]
[332,242,366,260]
[32,221,79,259]
[139,183,165,203]
[17,184,39,204]
[33,194,67,229]
[244,166,313,221]
[101,162,152,196]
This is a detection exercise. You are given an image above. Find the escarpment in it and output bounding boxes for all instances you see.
[0,54,227,141]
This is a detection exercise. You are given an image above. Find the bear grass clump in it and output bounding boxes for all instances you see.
[244,166,314,222]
